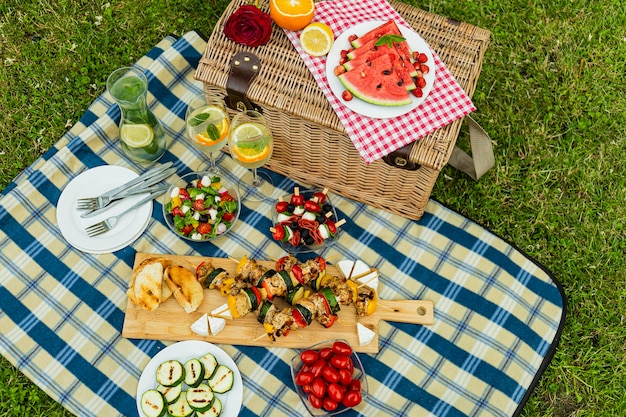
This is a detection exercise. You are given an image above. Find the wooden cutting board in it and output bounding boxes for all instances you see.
[122,253,434,353]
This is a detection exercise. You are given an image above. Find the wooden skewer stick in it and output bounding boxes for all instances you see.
[335,219,347,227]
[211,305,230,317]
[269,227,277,233]
[349,268,377,282]
[252,333,268,342]
[357,273,380,289]
[228,256,239,263]
[207,313,232,320]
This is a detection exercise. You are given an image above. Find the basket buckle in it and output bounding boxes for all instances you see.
[226,52,262,113]
[383,143,421,171]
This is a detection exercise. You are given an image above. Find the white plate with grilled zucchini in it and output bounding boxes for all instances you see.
[136,340,242,417]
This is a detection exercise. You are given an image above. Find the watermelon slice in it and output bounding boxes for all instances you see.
[338,54,412,107]
[350,20,416,77]
[344,44,416,91]
[350,20,401,48]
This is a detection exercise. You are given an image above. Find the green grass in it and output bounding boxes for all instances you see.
[1,0,625,416]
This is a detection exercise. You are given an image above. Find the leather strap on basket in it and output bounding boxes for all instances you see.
[225,51,262,113]
[383,116,494,180]
[447,116,494,180]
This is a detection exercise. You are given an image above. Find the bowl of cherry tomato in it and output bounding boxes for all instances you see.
[163,171,240,242]
[271,188,341,254]
[290,339,368,416]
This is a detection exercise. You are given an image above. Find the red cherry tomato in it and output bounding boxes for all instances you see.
[172,206,184,217]
[338,368,352,386]
[332,341,353,356]
[295,371,313,386]
[178,188,190,199]
[222,212,234,221]
[313,191,327,204]
[220,193,235,202]
[272,224,285,241]
[193,199,205,211]
[181,224,194,235]
[327,382,346,403]
[310,359,326,378]
[326,219,337,234]
[311,377,327,399]
[321,365,340,384]
[322,397,339,412]
[308,393,323,409]
[342,389,363,408]
[304,200,321,213]
[318,347,333,361]
[349,379,361,392]
[290,194,304,206]
[275,201,289,213]
[330,354,352,370]
[300,349,320,365]
[197,223,211,235]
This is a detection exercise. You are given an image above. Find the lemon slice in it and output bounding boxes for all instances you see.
[300,22,334,57]
[120,124,154,148]
[232,122,264,140]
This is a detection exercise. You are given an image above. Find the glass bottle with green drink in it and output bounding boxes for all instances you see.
[106,67,166,163]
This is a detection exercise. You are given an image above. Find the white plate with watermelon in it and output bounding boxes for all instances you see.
[326,20,436,119]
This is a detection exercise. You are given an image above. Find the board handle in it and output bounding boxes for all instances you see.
[372,300,434,325]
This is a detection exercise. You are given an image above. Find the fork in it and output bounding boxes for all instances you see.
[76,166,176,211]
[84,188,167,237]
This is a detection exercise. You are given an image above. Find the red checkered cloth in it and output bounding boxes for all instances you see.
[283,0,476,164]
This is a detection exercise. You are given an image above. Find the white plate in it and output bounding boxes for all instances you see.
[136,340,243,417]
[56,165,152,254]
[325,20,436,119]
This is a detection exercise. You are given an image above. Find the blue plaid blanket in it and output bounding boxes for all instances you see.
[0,31,565,417]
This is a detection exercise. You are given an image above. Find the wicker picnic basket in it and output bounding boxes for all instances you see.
[195,0,490,220]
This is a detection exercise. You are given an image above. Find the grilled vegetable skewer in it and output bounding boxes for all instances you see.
[195,255,378,340]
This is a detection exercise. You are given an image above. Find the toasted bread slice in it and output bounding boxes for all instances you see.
[127,257,172,311]
[164,265,204,313]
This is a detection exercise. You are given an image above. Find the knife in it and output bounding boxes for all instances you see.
[88,161,174,201]
[80,167,176,218]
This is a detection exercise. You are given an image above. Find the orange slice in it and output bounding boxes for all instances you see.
[231,142,271,164]
[270,0,315,31]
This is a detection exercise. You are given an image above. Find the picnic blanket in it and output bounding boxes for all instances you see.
[0,30,565,417]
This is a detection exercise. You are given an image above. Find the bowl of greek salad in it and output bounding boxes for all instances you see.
[163,172,240,242]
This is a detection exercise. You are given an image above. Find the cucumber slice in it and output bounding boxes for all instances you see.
[207,364,234,394]
[183,358,205,388]
[186,383,215,412]
[155,360,185,387]
[167,394,194,417]
[140,389,167,417]
[196,396,222,417]
[199,352,218,379]
[157,383,182,404]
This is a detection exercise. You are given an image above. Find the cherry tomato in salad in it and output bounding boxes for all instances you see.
[275,201,290,213]
[222,212,235,222]
[193,199,205,211]
[272,224,285,241]
[290,193,304,206]
[304,200,321,213]
[181,224,194,235]
[197,223,211,235]
[313,191,327,204]
[172,206,184,217]
[220,193,235,202]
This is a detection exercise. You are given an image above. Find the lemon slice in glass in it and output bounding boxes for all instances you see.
[231,123,271,163]
[191,105,230,144]
[120,124,154,148]
[299,22,334,57]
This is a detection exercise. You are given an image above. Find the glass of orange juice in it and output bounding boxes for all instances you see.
[229,110,274,201]
[185,93,230,174]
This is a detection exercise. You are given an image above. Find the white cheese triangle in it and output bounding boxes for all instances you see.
[190,313,209,337]
[208,315,226,336]
[357,323,376,346]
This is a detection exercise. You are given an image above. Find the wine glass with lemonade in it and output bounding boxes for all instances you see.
[185,93,230,174]
[228,110,274,201]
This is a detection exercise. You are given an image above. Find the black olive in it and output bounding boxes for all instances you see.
[287,203,295,212]
[301,229,310,238]
[199,214,209,223]
[322,203,332,213]
[304,236,315,245]
[316,215,325,224]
